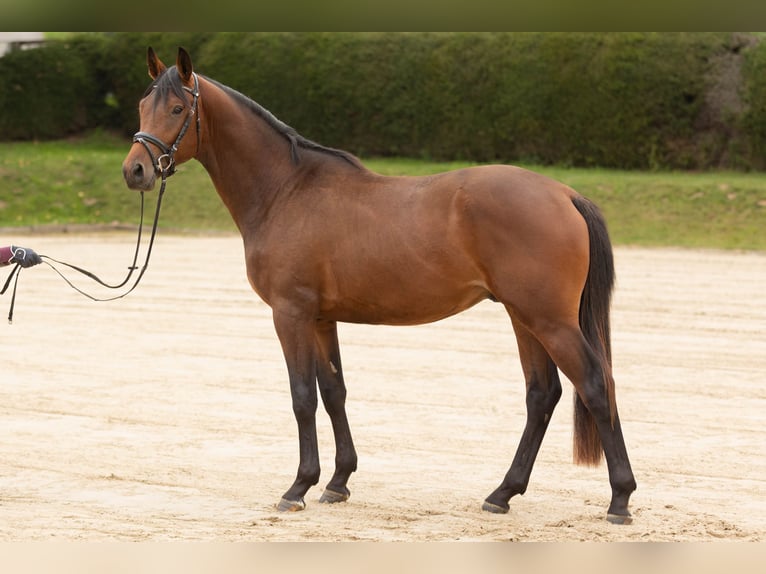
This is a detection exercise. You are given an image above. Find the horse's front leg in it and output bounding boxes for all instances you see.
[273,309,320,512]
[314,320,357,504]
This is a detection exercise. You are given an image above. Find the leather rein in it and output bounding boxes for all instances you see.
[2,73,201,323]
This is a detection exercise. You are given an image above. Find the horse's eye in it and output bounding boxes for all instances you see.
[172,105,184,115]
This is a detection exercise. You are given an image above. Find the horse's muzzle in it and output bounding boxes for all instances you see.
[122,155,156,191]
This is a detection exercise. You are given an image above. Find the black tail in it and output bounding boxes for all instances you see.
[570,195,616,467]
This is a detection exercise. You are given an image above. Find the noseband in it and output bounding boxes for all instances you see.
[133,72,200,178]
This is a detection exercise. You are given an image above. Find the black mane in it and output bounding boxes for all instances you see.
[148,67,363,169]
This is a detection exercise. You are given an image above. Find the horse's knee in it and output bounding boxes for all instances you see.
[291,393,318,422]
[319,380,346,404]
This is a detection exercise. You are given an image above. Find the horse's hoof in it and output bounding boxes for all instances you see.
[606,512,633,525]
[482,500,509,514]
[277,497,306,512]
[319,488,350,504]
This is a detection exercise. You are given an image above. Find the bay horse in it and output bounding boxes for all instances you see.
[122,47,636,524]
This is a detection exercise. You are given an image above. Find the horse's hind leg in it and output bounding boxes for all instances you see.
[483,315,562,513]
[535,322,636,522]
[314,320,358,503]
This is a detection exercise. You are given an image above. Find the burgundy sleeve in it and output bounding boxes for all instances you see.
[0,245,13,266]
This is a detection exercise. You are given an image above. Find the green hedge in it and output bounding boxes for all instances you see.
[0,38,101,139]
[1,32,765,170]
[196,32,747,169]
[742,37,766,170]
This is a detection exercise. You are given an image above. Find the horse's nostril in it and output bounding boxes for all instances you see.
[123,160,151,189]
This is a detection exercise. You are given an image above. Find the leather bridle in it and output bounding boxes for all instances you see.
[133,72,200,178]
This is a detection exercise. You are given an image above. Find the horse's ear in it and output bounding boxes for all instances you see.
[147,47,166,80]
[176,47,194,86]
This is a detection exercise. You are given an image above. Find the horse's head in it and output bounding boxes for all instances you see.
[122,47,200,191]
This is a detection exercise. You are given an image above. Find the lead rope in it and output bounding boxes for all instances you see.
[2,175,168,323]
[3,72,199,323]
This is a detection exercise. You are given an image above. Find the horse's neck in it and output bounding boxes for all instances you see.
[195,92,297,235]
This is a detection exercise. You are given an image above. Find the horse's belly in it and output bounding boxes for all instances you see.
[320,280,490,326]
